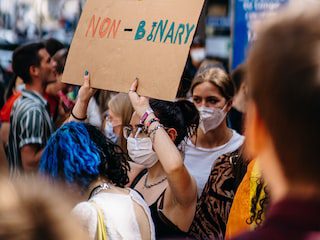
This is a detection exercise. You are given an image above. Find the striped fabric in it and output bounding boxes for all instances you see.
[8,90,54,176]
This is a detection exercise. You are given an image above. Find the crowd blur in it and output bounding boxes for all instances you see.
[0,3,319,240]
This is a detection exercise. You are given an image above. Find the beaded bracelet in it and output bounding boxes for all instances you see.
[146,117,160,128]
[148,124,164,139]
[71,110,87,121]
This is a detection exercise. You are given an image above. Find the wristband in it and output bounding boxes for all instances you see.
[146,117,160,127]
[71,110,87,121]
[140,108,154,124]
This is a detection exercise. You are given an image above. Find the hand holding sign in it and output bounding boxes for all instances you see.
[128,79,151,118]
[62,0,205,101]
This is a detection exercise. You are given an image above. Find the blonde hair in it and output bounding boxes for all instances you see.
[0,176,87,240]
[191,65,235,102]
[108,93,134,151]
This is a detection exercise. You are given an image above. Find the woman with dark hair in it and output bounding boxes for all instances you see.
[127,80,199,238]
[39,122,155,240]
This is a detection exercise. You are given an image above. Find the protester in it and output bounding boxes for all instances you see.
[45,48,75,126]
[234,6,320,239]
[188,147,248,239]
[40,121,155,240]
[103,92,134,151]
[225,159,269,239]
[0,176,87,240]
[228,64,247,134]
[0,76,24,147]
[184,67,245,195]
[8,42,56,176]
[127,79,199,238]
[43,38,65,57]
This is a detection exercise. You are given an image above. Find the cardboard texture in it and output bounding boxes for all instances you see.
[62,0,205,101]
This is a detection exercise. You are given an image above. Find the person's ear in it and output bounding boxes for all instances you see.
[245,101,269,158]
[167,128,178,142]
[29,65,40,78]
[225,99,233,112]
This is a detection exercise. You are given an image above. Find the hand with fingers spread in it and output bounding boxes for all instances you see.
[128,79,151,118]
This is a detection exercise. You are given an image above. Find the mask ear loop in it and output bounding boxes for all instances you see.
[134,127,142,138]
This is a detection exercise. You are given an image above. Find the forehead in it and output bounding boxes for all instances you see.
[193,81,223,98]
[38,48,50,61]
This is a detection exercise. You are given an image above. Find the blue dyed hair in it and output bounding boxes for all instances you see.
[40,122,129,190]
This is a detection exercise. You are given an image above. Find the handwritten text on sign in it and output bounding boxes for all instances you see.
[85,15,195,44]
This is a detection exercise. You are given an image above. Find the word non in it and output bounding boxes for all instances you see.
[85,15,121,39]
[135,20,195,45]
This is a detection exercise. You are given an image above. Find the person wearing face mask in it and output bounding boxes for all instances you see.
[184,66,248,239]
[184,66,245,196]
[102,93,134,153]
[126,80,200,239]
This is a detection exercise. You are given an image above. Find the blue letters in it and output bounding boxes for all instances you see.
[134,20,196,45]
[135,21,146,40]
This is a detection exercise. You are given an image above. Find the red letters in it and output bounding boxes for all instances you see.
[85,15,121,39]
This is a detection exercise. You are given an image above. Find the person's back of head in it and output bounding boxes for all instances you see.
[39,122,130,191]
[0,176,87,240]
[247,6,320,188]
[231,63,246,94]
[150,99,199,146]
[43,38,64,57]
[12,42,45,84]
[53,48,68,75]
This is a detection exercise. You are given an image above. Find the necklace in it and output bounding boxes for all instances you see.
[88,182,111,199]
[144,173,167,189]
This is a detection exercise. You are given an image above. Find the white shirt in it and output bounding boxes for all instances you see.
[184,130,244,196]
[72,189,155,240]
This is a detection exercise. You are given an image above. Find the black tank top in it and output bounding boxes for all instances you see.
[130,170,188,239]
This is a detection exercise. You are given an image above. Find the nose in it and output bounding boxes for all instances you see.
[199,99,210,108]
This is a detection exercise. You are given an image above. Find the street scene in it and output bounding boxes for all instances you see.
[0,0,319,239]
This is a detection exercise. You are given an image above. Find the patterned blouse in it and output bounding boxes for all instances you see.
[188,148,248,240]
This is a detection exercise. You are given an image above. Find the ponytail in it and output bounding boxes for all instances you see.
[150,99,199,146]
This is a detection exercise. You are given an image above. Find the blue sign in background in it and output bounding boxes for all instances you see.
[231,0,288,70]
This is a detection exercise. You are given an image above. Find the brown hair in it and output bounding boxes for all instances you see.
[108,93,134,151]
[191,65,235,102]
[0,176,87,240]
[247,7,320,186]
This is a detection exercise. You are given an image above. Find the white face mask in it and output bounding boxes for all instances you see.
[104,121,118,143]
[127,137,158,168]
[198,106,227,134]
[190,48,206,62]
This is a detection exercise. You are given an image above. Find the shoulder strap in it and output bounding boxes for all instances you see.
[130,168,148,188]
[158,189,167,210]
[90,201,108,240]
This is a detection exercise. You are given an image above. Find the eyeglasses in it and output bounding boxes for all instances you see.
[123,124,148,139]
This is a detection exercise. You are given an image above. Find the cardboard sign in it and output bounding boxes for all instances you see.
[62,0,205,101]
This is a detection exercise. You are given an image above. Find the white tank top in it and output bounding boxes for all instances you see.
[73,189,155,240]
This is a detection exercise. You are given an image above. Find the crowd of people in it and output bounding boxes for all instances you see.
[0,4,319,240]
